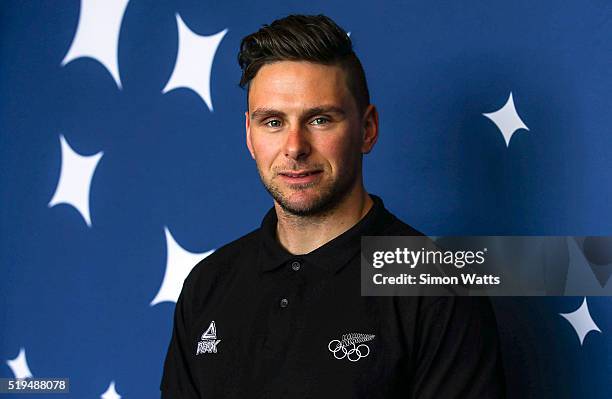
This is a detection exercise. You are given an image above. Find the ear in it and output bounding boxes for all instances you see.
[361,104,379,154]
[245,111,255,160]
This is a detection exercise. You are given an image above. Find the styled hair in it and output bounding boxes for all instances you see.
[238,14,370,114]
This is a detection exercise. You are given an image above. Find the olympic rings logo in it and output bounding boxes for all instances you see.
[328,339,371,362]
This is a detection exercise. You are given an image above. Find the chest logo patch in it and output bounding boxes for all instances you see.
[328,333,375,362]
[196,321,221,355]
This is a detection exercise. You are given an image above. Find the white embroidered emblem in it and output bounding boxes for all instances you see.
[328,333,375,362]
[196,321,221,355]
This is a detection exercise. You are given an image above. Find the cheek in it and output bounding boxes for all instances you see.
[251,136,285,173]
[319,136,360,169]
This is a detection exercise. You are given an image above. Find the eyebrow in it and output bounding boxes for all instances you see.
[250,105,346,121]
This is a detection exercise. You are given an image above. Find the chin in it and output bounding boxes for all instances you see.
[263,176,347,216]
[278,190,340,216]
[281,193,318,211]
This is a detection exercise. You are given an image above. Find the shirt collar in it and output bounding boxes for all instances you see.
[258,194,394,274]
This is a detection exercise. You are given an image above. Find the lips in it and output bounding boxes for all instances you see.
[279,171,322,177]
[277,170,323,184]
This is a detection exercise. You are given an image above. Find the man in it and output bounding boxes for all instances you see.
[161,14,505,398]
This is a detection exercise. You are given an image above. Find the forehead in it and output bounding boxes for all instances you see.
[247,61,351,111]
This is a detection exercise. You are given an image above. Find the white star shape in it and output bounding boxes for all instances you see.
[483,92,530,147]
[162,13,227,111]
[100,381,121,399]
[48,134,103,227]
[560,297,601,346]
[150,226,214,306]
[6,347,33,379]
[62,0,130,88]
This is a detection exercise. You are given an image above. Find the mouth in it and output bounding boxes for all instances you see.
[279,170,322,177]
[277,170,323,184]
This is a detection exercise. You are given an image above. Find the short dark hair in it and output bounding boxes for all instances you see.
[238,14,370,114]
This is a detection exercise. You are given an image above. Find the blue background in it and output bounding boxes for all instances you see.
[1,1,611,397]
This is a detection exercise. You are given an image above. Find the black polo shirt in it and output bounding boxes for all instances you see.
[160,195,505,398]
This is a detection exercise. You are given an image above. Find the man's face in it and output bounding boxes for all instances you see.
[245,61,376,216]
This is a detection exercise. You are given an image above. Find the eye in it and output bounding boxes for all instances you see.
[265,119,282,128]
[310,117,329,125]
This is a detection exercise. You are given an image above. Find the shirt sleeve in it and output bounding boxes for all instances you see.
[410,296,506,399]
[160,281,200,399]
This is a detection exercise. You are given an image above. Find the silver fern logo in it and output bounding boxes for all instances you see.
[328,333,375,362]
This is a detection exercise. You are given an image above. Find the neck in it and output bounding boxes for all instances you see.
[274,184,373,255]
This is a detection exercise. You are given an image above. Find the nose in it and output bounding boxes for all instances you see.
[283,125,311,161]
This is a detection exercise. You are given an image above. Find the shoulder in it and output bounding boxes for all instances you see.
[381,210,425,236]
[196,228,260,268]
[181,228,261,299]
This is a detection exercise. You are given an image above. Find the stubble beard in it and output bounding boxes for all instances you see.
[258,166,357,217]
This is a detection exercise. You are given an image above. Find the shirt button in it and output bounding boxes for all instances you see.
[280,298,289,308]
[291,261,301,271]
